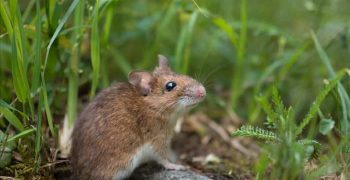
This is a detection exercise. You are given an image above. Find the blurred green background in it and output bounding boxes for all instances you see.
[0,0,350,178]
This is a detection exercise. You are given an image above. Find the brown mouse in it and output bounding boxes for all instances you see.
[71,55,206,179]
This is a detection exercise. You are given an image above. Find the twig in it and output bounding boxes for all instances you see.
[0,176,17,180]
[197,113,258,157]
[40,160,69,169]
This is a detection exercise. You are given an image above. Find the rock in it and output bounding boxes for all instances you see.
[144,170,212,180]
[54,162,212,180]
[129,162,212,180]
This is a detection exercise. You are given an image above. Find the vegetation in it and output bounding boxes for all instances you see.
[0,0,349,179]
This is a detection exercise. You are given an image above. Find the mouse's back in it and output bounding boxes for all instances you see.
[71,83,145,179]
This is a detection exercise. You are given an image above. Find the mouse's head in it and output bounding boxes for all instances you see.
[128,55,206,113]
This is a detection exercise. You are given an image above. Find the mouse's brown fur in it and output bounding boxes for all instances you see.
[71,55,205,179]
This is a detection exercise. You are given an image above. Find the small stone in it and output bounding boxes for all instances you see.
[204,154,221,165]
[129,162,212,180]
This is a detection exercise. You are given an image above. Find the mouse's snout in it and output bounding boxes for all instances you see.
[184,84,206,99]
[178,83,206,107]
[184,83,206,99]
[195,85,206,98]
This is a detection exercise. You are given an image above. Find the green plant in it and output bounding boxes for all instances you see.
[233,69,350,179]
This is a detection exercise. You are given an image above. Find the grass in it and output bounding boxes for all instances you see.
[0,0,350,178]
[67,0,84,127]
[89,0,101,99]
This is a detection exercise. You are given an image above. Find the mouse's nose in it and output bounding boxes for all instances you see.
[196,86,206,98]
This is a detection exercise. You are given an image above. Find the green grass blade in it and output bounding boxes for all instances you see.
[0,0,13,37]
[0,106,24,132]
[277,41,310,81]
[102,4,113,45]
[4,128,36,144]
[7,0,34,119]
[44,0,80,71]
[9,0,29,68]
[311,31,350,136]
[0,99,28,120]
[181,11,198,74]
[213,17,238,48]
[256,95,277,124]
[311,31,335,77]
[230,0,247,108]
[100,4,114,88]
[296,69,349,135]
[22,0,35,22]
[254,58,286,94]
[90,0,101,99]
[175,11,198,73]
[41,74,55,136]
[46,0,57,28]
[40,0,79,131]
[31,0,42,93]
[3,0,30,104]
[156,0,177,36]
[174,23,186,72]
[10,34,28,103]
[142,0,177,67]
[68,0,84,127]
[110,50,131,77]
[34,88,43,169]
[33,0,43,169]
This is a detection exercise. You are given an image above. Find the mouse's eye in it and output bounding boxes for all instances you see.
[165,81,177,91]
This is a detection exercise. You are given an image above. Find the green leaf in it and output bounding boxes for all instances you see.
[41,74,55,136]
[11,33,29,103]
[35,87,44,166]
[5,128,36,143]
[232,125,280,142]
[296,69,349,135]
[67,0,85,127]
[312,31,350,136]
[110,50,131,76]
[277,41,310,81]
[213,17,238,48]
[90,0,101,99]
[319,118,335,135]
[0,107,24,132]
[230,0,247,108]
[175,11,198,73]
[31,0,42,94]
[256,95,276,124]
[7,0,31,104]
[0,0,13,37]
[44,0,80,70]
[0,99,28,119]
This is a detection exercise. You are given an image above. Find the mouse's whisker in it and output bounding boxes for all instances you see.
[203,79,217,89]
[201,65,225,85]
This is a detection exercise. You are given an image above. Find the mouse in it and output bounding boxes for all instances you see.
[70,55,206,179]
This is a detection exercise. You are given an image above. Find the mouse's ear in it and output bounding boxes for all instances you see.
[128,71,153,96]
[154,54,171,74]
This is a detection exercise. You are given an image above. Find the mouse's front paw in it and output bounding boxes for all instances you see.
[163,162,188,170]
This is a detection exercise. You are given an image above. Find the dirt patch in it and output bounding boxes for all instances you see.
[171,113,257,179]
